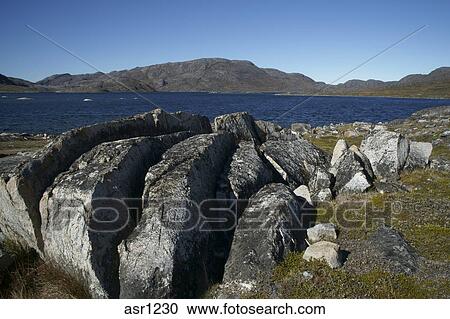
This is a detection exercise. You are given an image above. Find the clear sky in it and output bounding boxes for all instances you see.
[1,0,449,83]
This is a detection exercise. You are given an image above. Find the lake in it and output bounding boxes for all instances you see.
[1,92,450,134]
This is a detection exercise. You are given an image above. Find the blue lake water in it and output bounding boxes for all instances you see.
[1,92,450,134]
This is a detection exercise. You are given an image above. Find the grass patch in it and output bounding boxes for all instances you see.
[0,242,91,299]
[307,135,363,154]
[0,140,49,156]
[400,169,450,200]
[272,252,449,298]
[401,224,450,262]
[431,144,450,160]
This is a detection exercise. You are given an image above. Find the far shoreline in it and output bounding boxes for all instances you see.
[2,90,450,100]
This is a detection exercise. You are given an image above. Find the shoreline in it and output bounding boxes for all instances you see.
[2,90,450,100]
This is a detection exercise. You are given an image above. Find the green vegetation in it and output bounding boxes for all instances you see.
[403,224,450,262]
[305,134,363,154]
[271,253,448,298]
[400,169,450,200]
[0,139,49,157]
[431,144,450,159]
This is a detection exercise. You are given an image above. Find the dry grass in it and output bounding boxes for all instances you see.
[0,242,90,299]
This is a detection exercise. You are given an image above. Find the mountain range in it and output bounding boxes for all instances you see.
[1,58,450,98]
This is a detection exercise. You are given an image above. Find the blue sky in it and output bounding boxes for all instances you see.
[1,0,449,83]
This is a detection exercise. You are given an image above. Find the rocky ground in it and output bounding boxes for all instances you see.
[0,106,449,299]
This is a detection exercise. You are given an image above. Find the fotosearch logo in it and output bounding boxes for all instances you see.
[47,196,403,234]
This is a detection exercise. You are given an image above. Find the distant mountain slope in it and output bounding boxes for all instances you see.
[36,58,319,93]
[2,59,450,97]
[324,67,450,98]
[0,73,41,92]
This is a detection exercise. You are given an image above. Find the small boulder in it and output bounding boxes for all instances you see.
[343,130,359,138]
[404,141,432,170]
[294,185,313,205]
[303,241,343,268]
[331,139,348,167]
[360,130,410,180]
[307,223,337,244]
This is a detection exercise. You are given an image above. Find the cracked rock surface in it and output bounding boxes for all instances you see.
[119,133,235,298]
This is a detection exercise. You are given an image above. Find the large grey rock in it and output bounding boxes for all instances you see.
[405,141,432,170]
[303,241,342,268]
[221,183,305,290]
[330,147,374,194]
[260,139,330,188]
[255,120,283,142]
[227,142,275,200]
[119,132,235,298]
[40,132,192,298]
[213,112,260,142]
[307,223,337,244]
[0,109,211,251]
[360,130,410,180]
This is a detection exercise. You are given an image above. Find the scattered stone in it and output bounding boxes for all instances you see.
[294,185,313,205]
[291,123,311,134]
[302,271,313,280]
[343,130,359,138]
[307,223,337,244]
[119,133,235,298]
[430,158,450,171]
[222,183,305,291]
[360,130,409,180]
[213,112,260,142]
[261,139,330,188]
[404,141,433,169]
[374,180,408,193]
[303,241,343,268]
[440,130,450,138]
